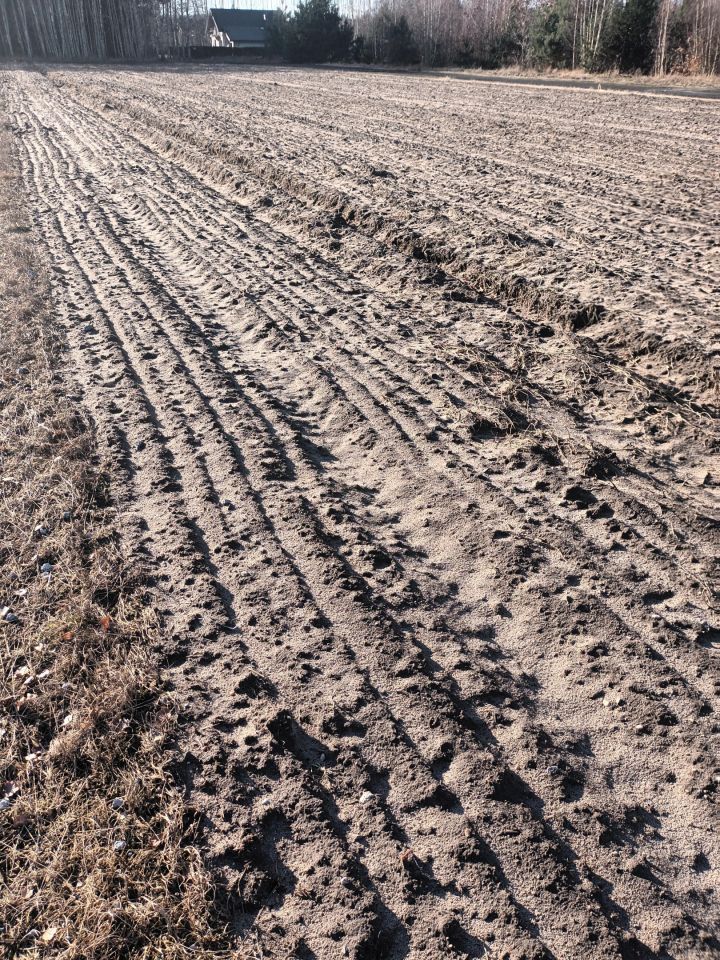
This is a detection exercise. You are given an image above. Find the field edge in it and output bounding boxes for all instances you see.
[0,99,231,960]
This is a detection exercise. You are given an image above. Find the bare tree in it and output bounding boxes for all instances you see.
[0,0,157,60]
[653,0,720,73]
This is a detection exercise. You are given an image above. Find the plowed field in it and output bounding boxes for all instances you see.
[3,66,719,960]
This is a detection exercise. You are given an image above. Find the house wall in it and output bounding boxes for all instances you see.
[210,29,230,48]
[208,15,271,50]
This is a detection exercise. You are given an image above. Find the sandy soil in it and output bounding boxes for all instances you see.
[2,64,719,960]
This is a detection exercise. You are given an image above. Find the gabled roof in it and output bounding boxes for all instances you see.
[208,9,274,45]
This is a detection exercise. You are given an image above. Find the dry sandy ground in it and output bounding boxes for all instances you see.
[2,65,719,960]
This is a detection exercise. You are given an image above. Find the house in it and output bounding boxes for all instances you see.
[207,8,274,49]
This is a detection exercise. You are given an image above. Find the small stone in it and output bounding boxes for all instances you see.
[40,562,53,575]
[359,790,373,804]
[110,797,124,810]
[34,524,50,538]
[113,840,126,852]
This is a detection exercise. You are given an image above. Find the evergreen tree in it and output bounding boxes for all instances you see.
[272,0,353,63]
[603,0,659,71]
[529,0,573,67]
[384,14,420,64]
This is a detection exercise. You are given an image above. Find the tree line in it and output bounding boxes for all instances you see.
[0,0,208,60]
[1,0,153,60]
[1,0,718,73]
[276,0,719,72]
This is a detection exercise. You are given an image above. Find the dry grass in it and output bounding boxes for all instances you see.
[0,120,233,959]
[459,65,720,86]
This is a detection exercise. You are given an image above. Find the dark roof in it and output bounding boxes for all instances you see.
[209,9,274,45]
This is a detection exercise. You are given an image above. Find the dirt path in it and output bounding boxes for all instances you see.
[3,65,719,960]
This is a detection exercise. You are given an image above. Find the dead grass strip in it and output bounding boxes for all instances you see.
[0,108,233,960]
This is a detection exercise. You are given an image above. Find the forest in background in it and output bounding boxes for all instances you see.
[0,0,718,74]
[0,1,208,60]
[283,0,720,72]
